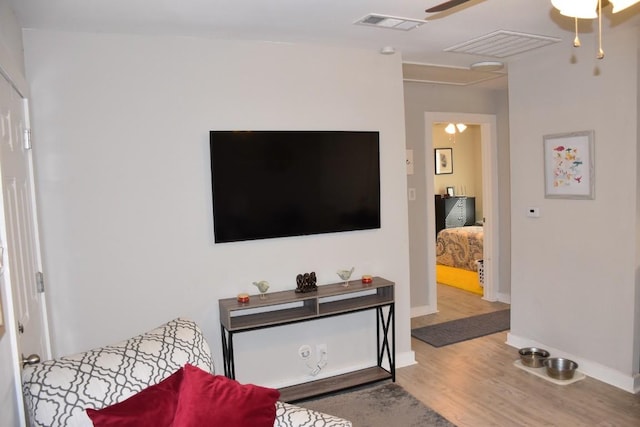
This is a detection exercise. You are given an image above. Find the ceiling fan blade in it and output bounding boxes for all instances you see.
[425,0,471,13]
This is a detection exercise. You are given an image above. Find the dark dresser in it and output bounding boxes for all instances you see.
[435,195,476,237]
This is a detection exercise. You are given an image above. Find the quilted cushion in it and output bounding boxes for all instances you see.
[22,318,213,427]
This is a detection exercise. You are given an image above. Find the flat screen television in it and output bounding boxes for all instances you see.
[210,130,380,243]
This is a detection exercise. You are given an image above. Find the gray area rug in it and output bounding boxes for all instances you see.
[300,382,454,427]
[412,309,510,347]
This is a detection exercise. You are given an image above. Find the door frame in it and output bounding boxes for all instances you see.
[0,38,52,426]
[425,112,499,308]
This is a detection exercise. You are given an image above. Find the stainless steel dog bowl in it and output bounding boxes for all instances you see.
[518,347,550,368]
[544,357,578,380]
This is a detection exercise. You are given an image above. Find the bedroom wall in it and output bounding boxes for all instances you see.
[433,123,483,219]
[22,29,414,388]
[507,26,640,392]
[0,0,24,424]
[403,83,510,311]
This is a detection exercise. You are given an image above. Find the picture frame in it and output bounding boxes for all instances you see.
[446,186,455,197]
[543,130,594,199]
[435,148,453,175]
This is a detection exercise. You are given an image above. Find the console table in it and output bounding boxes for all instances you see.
[219,276,395,402]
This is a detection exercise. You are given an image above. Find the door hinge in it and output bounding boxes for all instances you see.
[24,128,32,150]
[36,271,44,293]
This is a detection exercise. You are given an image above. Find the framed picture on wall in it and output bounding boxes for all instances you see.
[435,148,453,175]
[543,130,594,199]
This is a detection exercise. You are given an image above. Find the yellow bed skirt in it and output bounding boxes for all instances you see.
[436,264,483,295]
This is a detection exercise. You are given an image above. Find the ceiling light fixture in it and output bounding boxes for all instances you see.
[551,0,640,59]
[469,61,504,72]
[445,123,456,134]
[444,123,467,143]
[380,46,396,55]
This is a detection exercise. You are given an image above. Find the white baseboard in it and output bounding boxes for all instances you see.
[507,333,638,394]
[396,350,416,368]
[497,292,511,304]
[410,304,437,318]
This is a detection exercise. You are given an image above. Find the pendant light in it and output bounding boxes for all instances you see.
[551,0,640,59]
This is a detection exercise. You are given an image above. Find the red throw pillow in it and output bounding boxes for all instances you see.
[173,364,280,427]
[86,367,183,427]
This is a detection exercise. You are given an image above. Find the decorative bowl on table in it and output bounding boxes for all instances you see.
[518,347,550,368]
[543,357,578,380]
[337,267,354,287]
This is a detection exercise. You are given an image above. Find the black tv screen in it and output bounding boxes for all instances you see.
[210,131,380,243]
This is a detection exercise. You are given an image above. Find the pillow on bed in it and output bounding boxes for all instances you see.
[173,364,280,427]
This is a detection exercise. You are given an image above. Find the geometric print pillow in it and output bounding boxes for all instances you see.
[22,318,213,427]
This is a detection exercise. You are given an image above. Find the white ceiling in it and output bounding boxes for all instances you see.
[8,0,640,87]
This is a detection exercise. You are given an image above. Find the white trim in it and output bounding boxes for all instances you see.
[395,350,417,368]
[0,36,28,97]
[0,44,44,427]
[423,112,500,306]
[507,333,639,394]
[0,78,26,427]
[496,292,511,304]
[410,304,437,318]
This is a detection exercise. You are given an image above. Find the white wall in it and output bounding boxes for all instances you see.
[507,27,640,392]
[22,29,414,387]
[403,83,510,310]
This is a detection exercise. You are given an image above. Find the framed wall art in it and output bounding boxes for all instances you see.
[435,148,453,175]
[543,130,594,199]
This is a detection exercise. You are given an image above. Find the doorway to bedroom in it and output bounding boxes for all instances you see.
[432,122,485,298]
[408,112,502,322]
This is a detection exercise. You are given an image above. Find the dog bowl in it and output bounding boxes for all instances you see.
[518,347,550,368]
[543,357,578,380]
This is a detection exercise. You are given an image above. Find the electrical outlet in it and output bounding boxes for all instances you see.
[298,344,311,359]
[316,343,327,359]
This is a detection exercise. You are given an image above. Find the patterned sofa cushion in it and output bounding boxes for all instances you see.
[22,318,213,427]
[275,402,352,427]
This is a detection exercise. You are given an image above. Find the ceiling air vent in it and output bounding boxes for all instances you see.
[354,14,427,31]
[444,30,561,58]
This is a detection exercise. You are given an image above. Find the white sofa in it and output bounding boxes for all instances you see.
[22,318,351,427]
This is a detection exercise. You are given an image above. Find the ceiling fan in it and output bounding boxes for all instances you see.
[426,0,626,14]
[425,0,473,13]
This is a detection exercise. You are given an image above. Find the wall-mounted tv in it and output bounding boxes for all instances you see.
[210,130,380,243]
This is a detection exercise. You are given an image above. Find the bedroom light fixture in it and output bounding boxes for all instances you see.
[444,123,467,143]
[445,123,456,134]
[445,123,467,134]
[551,0,640,59]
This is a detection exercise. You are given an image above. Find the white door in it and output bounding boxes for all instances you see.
[0,72,51,417]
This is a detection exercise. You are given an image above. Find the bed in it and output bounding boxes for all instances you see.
[435,225,484,294]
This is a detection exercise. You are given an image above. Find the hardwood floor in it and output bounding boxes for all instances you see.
[397,284,640,427]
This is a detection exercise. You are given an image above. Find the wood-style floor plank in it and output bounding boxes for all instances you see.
[398,284,640,427]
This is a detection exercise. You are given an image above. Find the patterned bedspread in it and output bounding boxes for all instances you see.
[436,226,483,271]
